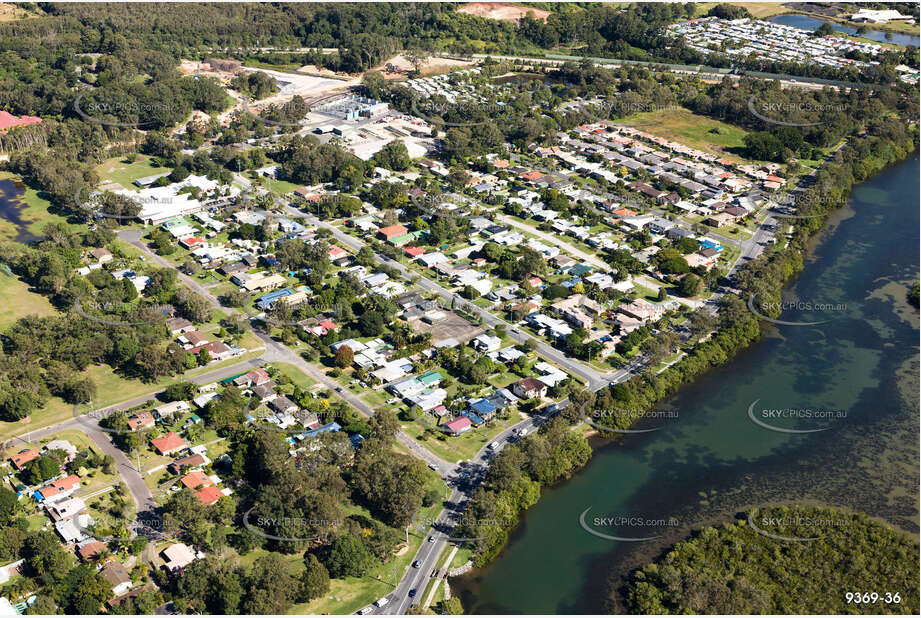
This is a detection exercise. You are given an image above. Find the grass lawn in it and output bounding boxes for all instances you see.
[0,171,74,242]
[400,419,509,464]
[0,274,55,331]
[95,155,171,188]
[272,362,317,390]
[618,108,751,162]
[363,390,391,407]
[693,2,788,18]
[0,342,265,443]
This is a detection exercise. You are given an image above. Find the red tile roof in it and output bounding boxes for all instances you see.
[151,432,186,455]
[77,540,107,561]
[378,224,409,239]
[196,486,224,505]
[180,471,212,490]
[443,417,472,433]
[10,449,39,470]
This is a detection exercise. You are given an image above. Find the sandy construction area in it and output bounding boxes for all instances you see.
[377,54,476,78]
[458,2,551,23]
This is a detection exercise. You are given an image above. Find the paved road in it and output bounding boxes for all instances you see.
[375,353,650,615]
[119,228,454,474]
[8,356,267,515]
[284,206,615,391]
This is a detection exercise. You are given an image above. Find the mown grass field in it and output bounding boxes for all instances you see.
[618,108,751,162]
[95,155,171,188]
[692,2,789,18]
[0,273,56,331]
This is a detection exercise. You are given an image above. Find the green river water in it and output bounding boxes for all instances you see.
[455,154,920,614]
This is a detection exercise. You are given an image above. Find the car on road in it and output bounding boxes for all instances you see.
[373,597,389,608]
[408,589,417,598]
[428,463,438,471]
[357,607,373,615]
[335,387,343,392]
[487,441,498,450]
[412,560,421,568]
[428,536,435,543]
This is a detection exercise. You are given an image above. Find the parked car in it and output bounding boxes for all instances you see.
[374,597,389,608]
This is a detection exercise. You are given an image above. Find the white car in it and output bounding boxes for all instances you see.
[374,597,389,608]
[357,607,373,615]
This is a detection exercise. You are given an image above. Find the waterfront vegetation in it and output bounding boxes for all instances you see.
[456,417,592,566]
[452,65,918,572]
[625,505,920,614]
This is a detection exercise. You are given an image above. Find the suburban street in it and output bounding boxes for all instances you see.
[111,177,789,612]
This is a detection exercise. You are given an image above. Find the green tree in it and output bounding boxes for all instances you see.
[301,554,330,602]
[323,534,377,578]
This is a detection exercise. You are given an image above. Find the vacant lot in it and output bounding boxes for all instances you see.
[618,108,750,162]
[693,2,789,18]
[408,311,483,346]
[458,2,551,23]
[95,155,172,189]
[0,274,55,331]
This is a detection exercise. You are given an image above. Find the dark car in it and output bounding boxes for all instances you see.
[408,589,417,598]
[412,560,421,568]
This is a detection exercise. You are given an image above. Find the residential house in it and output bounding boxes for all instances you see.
[377,224,408,240]
[269,396,297,415]
[153,401,190,420]
[100,561,133,597]
[162,543,197,575]
[196,486,225,505]
[126,411,155,431]
[151,432,186,456]
[9,449,39,471]
[471,334,502,353]
[550,294,605,329]
[443,417,472,436]
[618,298,664,322]
[513,377,548,400]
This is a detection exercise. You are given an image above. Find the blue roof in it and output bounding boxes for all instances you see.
[258,288,293,302]
[349,434,366,447]
[469,399,497,416]
[304,422,342,438]
[463,411,485,425]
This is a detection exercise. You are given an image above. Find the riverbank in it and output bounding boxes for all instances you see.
[452,131,919,612]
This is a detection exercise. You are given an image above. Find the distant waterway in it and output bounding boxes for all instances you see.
[453,154,920,614]
[0,177,41,244]
[768,13,920,48]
